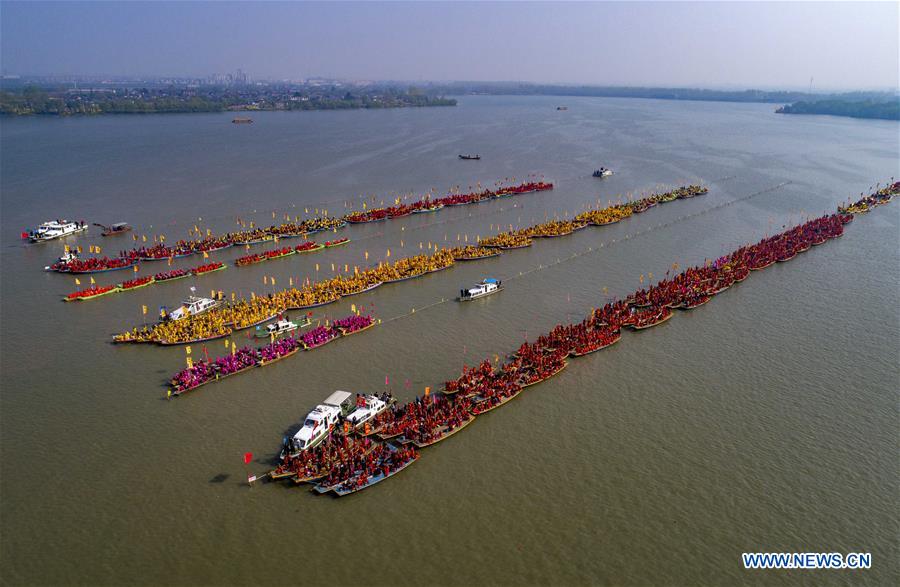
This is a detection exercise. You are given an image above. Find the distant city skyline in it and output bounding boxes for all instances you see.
[1,1,898,91]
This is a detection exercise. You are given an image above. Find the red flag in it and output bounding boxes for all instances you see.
[20,231,28,239]
[384,375,389,386]
[243,452,253,464]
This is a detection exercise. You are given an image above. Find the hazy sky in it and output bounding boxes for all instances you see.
[1,1,897,90]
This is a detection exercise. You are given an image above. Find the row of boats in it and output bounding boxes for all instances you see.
[343,181,552,223]
[168,314,376,396]
[263,182,896,496]
[478,185,707,249]
[63,263,226,302]
[36,180,551,271]
[113,185,706,344]
[47,237,349,275]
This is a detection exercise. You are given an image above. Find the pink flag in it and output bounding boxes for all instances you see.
[384,375,389,386]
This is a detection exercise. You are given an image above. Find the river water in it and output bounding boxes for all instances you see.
[1,96,898,586]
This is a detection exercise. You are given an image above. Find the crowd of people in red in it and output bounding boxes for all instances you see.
[343,180,553,223]
[263,185,891,497]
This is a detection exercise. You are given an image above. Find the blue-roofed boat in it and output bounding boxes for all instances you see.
[459,278,503,301]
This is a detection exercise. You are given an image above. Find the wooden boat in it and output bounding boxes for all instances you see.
[339,321,376,337]
[233,314,279,331]
[457,251,501,261]
[302,334,338,351]
[458,154,481,160]
[426,264,452,274]
[63,286,120,302]
[750,259,775,271]
[383,273,424,284]
[680,296,711,310]
[324,238,350,248]
[629,310,674,330]
[519,361,568,388]
[471,390,521,415]
[412,205,444,214]
[158,331,231,346]
[569,333,622,357]
[67,263,136,274]
[95,222,132,237]
[154,272,190,283]
[257,346,302,366]
[342,282,383,297]
[200,244,232,254]
[410,415,475,448]
[289,297,340,310]
[295,243,325,254]
[331,452,419,497]
[191,263,227,276]
[118,277,155,291]
[498,243,532,250]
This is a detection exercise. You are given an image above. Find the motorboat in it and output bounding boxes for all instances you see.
[345,394,393,431]
[26,220,88,242]
[281,391,353,457]
[459,278,503,301]
[592,168,613,178]
[164,296,220,321]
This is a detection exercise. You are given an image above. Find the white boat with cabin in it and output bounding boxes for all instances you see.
[459,278,503,301]
[164,296,220,321]
[28,220,88,242]
[346,394,393,431]
[281,391,353,458]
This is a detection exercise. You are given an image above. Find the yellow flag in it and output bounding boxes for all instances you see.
[90,276,95,284]
[231,342,236,356]
[351,303,356,313]
[231,292,236,301]
[186,346,192,355]
[271,277,276,286]
[365,251,369,260]
[75,278,81,286]
[331,263,335,272]
[64,244,70,253]
[186,357,193,369]
[77,246,82,253]
[315,263,319,271]
[425,386,430,396]
[134,265,139,273]
[344,264,348,272]
[386,248,391,257]
[142,235,147,242]
[142,305,148,315]
[289,277,294,287]
[89,245,94,254]
[263,276,268,285]
[203,251,209,259]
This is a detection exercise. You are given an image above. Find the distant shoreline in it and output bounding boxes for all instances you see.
[775,100,899,121]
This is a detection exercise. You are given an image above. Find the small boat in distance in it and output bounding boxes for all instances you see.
[556,106,568,111]
[592,168,613,178]
[25,220,88,242]
[164,296,220,321]
[458,154,481,160]
[232,117,253,124]
[459,278,503,301]
[281,391,353,458]
[94,222,132,237]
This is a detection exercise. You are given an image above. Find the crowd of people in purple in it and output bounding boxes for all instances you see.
[169,314,375,395]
